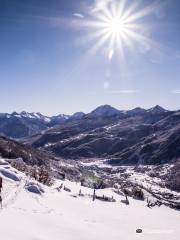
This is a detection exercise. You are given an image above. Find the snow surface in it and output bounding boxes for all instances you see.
[0,159,180,240]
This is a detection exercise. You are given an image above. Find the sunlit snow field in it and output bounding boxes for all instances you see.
[0,159,180,240]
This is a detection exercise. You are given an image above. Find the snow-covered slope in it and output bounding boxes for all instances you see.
[0,158,180,240]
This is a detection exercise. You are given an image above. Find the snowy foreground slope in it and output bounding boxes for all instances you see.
[0,159,180,240]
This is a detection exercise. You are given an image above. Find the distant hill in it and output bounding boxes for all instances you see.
[0,136,55,166]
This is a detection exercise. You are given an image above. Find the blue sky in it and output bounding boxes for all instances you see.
[0,0,180,115]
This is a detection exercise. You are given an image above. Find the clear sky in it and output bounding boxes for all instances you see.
[0,0,180,115]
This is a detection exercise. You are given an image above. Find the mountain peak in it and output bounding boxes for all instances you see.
[148,105,167,113]
[88,105,120,118]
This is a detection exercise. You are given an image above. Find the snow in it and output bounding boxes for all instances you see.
[80,159,113,168]
[0,159,9,166]
[0,168,20,182]
[0,159,180,240]
[44,133,89,147]
[105,123,121,131]
[2,111,51,122]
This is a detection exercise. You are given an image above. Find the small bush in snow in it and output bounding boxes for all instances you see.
[80,175,108,189]
[132,187,144,200]
[11,159,53,186]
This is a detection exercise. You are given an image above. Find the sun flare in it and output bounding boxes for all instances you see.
[79,0,159,60]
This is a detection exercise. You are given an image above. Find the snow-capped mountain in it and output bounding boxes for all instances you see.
[0,111,69,139]
[20,111,51,122]
[2,111,51,122]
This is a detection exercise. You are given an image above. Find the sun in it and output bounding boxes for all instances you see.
[102,16,129,53]
[78,0,159,60]
[107,18,126,34]
[106,17,127,35]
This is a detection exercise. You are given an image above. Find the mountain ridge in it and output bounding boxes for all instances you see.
[0,105,174,139]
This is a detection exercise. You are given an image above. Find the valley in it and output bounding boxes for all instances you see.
[0,105,180,223]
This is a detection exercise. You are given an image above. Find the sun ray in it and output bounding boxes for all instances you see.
[117,0,127,18]
[121,1,141,22]
[124,1,161,23]
[86,31,112,56]
[77,28,110,49]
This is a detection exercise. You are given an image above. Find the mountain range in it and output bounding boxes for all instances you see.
[0,105,168,139]
[22,105,179,165]
[0,104,179,167]
[0,111,70,138]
